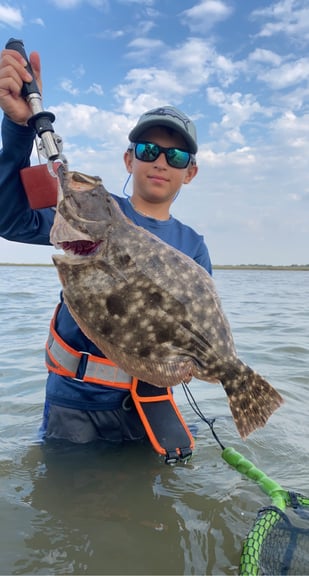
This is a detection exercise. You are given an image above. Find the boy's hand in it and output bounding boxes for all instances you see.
[0,49,42,125]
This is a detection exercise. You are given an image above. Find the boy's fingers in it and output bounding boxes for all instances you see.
[29,52,41,87]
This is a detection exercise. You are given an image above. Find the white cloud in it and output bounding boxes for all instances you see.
[181,0,233,32]
[127,38,163,50]
[118,0,155,5]
[50,0,81,7]
[86,83,104,95]
[166,38,214,83]
[166,38,243,89]
[48,102,132,145]
[61,73,103,97]
[114,37,244,119]
[126,37,165,60]
[198,145,256,166]
[60,79,80,96]
[116,91,162,116]
[73,64,86,79]
[258,57,309,89]
[31,17,45,26]
[206,87,270,147]
[252,0,309,42]
[0,4,23,28]
[248,48,282,66]
[114,67,188,110]
[97,28,124,39]
[278,85,309,110]
[272,110,309,139]
[50,0,108,8]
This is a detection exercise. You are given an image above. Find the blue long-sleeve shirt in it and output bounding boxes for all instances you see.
[0,115,212,410]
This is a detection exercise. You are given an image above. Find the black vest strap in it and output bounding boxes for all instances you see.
[131,379,194,464]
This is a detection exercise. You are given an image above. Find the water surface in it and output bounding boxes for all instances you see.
[0,266,308,575]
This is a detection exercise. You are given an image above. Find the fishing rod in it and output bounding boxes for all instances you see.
[5,38,65,167]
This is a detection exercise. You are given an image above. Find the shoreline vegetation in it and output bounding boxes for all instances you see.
[1,263,309,271]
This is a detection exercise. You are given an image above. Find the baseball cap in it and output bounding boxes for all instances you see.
[128,106,198,154]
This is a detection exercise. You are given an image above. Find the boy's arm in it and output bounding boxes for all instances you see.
[0,115,54,245]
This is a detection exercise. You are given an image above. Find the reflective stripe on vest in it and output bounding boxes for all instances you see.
[45,304,132,389]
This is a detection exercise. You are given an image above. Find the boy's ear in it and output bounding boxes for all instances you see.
[183,163,198,184]
[124,150,133,173]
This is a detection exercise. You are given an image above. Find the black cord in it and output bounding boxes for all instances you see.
[182,383,226,450]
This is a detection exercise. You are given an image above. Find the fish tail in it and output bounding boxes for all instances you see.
[222,366,284,439]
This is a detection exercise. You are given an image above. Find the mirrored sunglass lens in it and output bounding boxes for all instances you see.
[135,143,190,168]
[135,143,159,162]
[167,149,190,168]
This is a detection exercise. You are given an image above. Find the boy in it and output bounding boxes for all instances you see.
[0,48,212,459]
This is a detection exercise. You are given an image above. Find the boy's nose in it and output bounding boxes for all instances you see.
[153,151,167,168]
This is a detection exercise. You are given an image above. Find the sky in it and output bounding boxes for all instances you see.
[0,0,308,265]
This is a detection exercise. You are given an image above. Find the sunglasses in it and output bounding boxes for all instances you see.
[131,142,193,169]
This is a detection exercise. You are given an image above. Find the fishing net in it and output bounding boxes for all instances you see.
[239,493,309,575]
[221,448,309,576]
[182,385,309,575]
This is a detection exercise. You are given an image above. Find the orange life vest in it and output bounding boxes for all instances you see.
[45,305,194,463]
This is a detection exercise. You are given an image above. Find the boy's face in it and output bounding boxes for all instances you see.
[124,126,198,206]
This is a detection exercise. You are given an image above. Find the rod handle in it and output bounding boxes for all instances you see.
[5,37,40,99]
[222,447,288,510]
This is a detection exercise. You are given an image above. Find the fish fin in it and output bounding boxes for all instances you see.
[222,367,284,439]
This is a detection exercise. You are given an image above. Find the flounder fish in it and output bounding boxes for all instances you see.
[50,169,283,439]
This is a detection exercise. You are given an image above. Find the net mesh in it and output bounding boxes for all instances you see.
[239,494,309,575]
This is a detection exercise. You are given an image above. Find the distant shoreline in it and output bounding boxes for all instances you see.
[215,264,309,271]
[1,263,308,271]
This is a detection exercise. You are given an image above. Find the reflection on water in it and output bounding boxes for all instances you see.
[2,440,246,575]
[0,267,308,574]
[14,443,190,575]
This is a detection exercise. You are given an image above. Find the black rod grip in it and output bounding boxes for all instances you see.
[5,37,40,98]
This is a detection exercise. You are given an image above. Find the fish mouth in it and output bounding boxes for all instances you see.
[60,240,102,256]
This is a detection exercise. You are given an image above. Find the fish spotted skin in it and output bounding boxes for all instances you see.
[50,170,283,439]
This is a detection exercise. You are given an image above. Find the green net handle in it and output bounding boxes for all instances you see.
[222,447,288,510]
